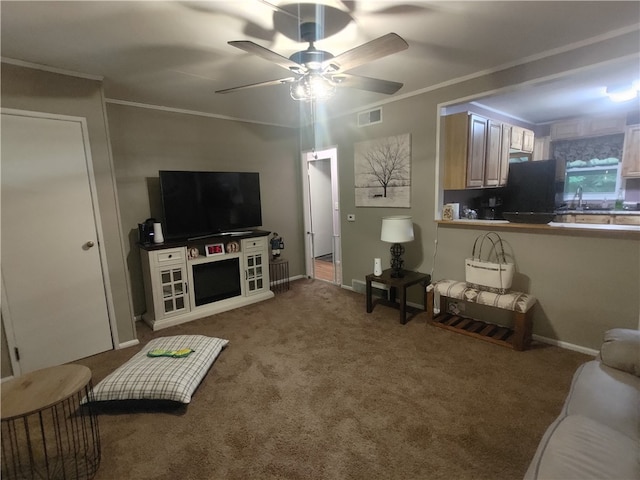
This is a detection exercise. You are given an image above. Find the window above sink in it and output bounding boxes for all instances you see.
[563,157,622,202]
[553,133,625,204]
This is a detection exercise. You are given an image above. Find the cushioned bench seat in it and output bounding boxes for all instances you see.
[427,280,537,350]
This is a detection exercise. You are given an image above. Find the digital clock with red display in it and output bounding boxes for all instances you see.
[205,243,225,257]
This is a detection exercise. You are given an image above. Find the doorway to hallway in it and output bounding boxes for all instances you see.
[302,147,341,284]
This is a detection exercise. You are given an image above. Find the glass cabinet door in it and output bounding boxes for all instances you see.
[245,253,264,293]
[159,266,188,315]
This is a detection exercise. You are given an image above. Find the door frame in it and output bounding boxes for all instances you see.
[1,108,118,376]
[301,146,341,284]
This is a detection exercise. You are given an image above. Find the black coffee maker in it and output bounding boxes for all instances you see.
[138,218,157,244]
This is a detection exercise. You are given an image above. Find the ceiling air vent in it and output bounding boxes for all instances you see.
[357,108,382,127]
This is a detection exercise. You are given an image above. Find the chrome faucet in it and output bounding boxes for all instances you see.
[574,185,583,210]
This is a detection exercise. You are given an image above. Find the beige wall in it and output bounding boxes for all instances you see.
[311,30,639,350]
[1,28,637,379]
[105,104,303,316]
[1,63,136,377]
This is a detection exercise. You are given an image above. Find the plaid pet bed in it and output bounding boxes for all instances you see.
[86,335,229,404]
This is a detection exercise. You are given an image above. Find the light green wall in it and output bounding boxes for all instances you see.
[1,63,137,377]
[310,30,640,350]
[105,104,303,316]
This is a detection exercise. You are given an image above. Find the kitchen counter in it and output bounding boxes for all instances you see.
[556,209,640,215]
[437,219,640,239]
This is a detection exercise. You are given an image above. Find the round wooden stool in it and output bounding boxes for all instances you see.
[1,364,101,479]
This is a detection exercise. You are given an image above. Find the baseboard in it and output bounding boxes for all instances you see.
[532,334,598,356]
[344,283,598,355]
[1,375,15,383]
[119,339,140,349]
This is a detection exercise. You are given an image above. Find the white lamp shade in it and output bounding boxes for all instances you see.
[381,216,414,243]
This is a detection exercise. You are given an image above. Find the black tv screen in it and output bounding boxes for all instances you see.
[504,159,557,213]
[159,170,262,240]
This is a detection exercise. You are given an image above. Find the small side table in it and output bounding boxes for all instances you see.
[1,364,101,480]
[366,269,431,324]
[269,257,290,293]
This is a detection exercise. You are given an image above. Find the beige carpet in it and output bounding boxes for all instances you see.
[76,279,590,480]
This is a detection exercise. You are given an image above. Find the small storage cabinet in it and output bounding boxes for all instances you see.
[242,237,268,295]
[141,247,190,321]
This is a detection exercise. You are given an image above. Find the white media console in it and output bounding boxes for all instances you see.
[139,230,273,331]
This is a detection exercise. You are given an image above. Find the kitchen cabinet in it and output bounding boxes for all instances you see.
[443,112,508,189]
[574,214,611,224]
[551,114,626,140]
[499,124,512,185]
[613,215,640,226]
[484,120,503,186]
[466,114,488,187]
[621,125,640,177]
[556,213,640,225]
[532,136,551,161]
[511,126,535,153]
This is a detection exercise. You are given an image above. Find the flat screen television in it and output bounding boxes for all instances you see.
[503,159,557,223]
[159,170,262,240]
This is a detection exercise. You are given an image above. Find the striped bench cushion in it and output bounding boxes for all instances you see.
[434,279,536,313]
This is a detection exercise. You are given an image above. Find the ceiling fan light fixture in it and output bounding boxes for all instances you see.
[290,74,336,101]
[605,83,638,102]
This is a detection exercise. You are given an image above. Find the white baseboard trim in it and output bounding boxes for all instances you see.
[532,334,598,356]
[344,283,598,355]
[118,339,140,349]
[1,375,15,383]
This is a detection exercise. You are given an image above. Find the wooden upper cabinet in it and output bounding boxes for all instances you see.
[510,125,534,153]
[522,129,535,152]
[551,114,626,140]
[621,125,640,177]
[585,115,627,137]
[484,120,503,186]
[466,114,488,187]
[510,126,524,150]
[443,112,470,190]
[443,112,515,189]
[500,124,512,185]
[550,119,584,140]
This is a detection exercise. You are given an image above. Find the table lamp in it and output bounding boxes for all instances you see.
[380,215,414,278]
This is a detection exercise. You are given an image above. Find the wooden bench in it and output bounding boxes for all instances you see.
[426,280,537,351]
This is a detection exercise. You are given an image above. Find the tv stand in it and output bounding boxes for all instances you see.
[139,230,273,331]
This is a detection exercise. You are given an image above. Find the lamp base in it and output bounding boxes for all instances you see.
[389,243,405,278]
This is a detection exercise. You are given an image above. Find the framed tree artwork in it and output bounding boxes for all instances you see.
[354,133,411,207]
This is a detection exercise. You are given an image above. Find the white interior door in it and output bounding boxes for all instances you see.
[309,160,333,258]
[302,147,341,284]
[1,110,113,374]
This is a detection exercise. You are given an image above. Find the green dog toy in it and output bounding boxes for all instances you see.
[147,348,194,358]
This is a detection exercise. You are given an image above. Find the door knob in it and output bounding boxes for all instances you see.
[86,241,95,248]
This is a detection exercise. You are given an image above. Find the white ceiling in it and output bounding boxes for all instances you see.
[2,1,639,127]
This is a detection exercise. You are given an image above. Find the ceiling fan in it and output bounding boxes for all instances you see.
[215,22,408,101]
